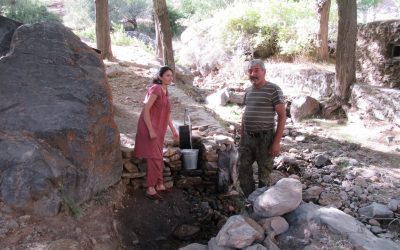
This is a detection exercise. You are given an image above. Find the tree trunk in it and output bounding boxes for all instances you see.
[154,14,163,59]
[335,0,357,100]
[95,0,114,60]
[317,0,331,62]
[322,0,357,117]
[152,0,175,73]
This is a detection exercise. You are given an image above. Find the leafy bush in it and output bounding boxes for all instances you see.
[73,26,96,42]
[221,0,324,59]
[109,0,152,24]
[1,0,60,24]
[167,4,186,36]
[111,23,135,46]
[170,0,234,23]
[63,0,95,30]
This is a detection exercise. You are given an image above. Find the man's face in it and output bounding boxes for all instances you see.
[248,64,266,86]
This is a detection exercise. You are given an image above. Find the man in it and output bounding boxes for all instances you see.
[238,59,286,197]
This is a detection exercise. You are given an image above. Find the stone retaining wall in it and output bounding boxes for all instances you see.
[266,63,335,99]
[266,63,399,126]
[120,128,236,193]
[357,20,400,89]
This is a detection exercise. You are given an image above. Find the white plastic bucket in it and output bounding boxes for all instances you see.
[181,149,199,170]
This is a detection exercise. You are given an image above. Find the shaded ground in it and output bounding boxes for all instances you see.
[117,188,195,250]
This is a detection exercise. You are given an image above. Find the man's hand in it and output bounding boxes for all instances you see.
[269,141,281,157]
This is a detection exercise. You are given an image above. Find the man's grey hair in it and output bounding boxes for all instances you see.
[247,59,266,70]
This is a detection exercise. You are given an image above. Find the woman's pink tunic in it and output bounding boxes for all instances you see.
[133,84,170,160]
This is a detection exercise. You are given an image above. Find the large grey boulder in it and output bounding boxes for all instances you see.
[0,16,22,56]
[0,132,83,216]
[282,203,400,250]
[0,22,122,215]
[290,96,320,122]
[253,178,302,218]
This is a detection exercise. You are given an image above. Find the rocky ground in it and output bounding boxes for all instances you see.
[108,43,400,248]
[1,40,399,249]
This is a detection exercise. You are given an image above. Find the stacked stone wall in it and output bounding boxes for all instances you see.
[357,20,400,89]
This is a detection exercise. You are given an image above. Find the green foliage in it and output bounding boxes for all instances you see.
[73,26,96,42]
[63,0,95,29]
[169,0,234,23]
[167,4,186,36]
[222,0,319,58]
[66,200,82,219]
[111,23,135,46]
[110,23,154,52]
[1,0,60,24]
[61,193,82,219]
[357,0,382,11]
[109,0,152,23]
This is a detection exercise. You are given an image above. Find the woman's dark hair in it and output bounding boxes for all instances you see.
[152,66,173,85]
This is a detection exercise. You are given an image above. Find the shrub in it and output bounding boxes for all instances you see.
[221,0,321,59]
[167,4,186,36]
[109,0,152,24]
[2,0,60,24]
[171,0,234,22]
[111,23,135,46]
[63,0,95,30]
[73,26,96,42]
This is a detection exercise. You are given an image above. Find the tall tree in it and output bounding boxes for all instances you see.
[323,0,357,117]
[316,0,331,61]
[152,0,175,72]
[95,0,114,60]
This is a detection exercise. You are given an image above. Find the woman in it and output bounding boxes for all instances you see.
[133,66,179,200]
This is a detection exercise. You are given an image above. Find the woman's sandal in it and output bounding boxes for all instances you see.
[145,192,163,201]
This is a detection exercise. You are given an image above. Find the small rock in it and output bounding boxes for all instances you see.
[370,226,385,234]
[388,199,400,212]
[314,154,331,168]
[358,202,394,218]
[173,224,200,240]
[303,186,323,202]
[262,236,280,250]
[258,216,289,236]
[208,237,234,250]
[295,136,306,142]
[243,243,268,250]
[354,176,368,188]
[343,208,352,214]
[318,192,343,208]
[352,186,363,196]
[322,175,332,183]
[368,219,381,226]
[178,243,208,250]
[377,232,395,239]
